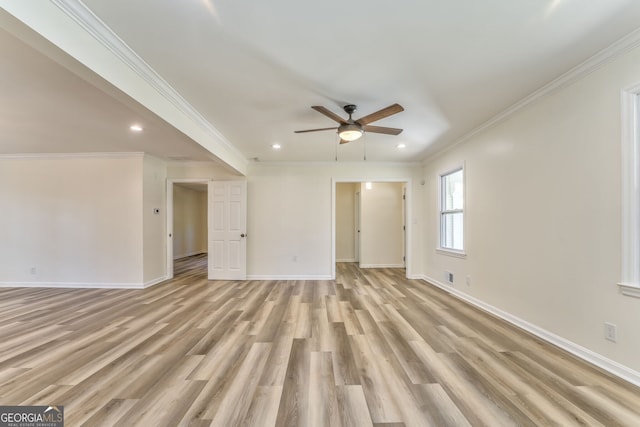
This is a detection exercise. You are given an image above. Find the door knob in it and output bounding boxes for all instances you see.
[241,233,246,238]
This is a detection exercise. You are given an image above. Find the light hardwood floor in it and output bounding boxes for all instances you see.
[1,255,639,426]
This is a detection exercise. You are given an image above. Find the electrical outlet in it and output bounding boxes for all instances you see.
[445,271,454,284]
[30,267,37,275]
[604,322,617,342]
[466,275,471,286]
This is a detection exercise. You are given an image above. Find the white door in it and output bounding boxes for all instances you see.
[208,181,247,280]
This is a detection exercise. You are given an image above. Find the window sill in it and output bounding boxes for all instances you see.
[618,283,640,299]
[436,248,467,259]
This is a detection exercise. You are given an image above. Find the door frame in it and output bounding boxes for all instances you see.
[331,178,412,280]
[354,190,361,263]
[402,184,407,268]
[166,178,210,280]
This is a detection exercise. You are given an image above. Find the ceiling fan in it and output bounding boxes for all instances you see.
[295,103,404,144]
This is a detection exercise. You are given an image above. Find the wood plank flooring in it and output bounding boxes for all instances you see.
[1,255,639,426]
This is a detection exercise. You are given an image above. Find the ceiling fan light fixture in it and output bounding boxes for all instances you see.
[338,123,363,141]
[295,103,403,144]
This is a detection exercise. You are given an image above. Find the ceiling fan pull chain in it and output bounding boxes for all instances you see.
[364,137,367,161]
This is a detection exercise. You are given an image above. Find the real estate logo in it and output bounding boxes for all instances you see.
[0,406,64,427]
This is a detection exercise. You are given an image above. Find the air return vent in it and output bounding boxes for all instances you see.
[446,271,454,284]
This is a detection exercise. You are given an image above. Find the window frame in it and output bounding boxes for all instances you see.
[437,165,466,257]
[619,85,640,298]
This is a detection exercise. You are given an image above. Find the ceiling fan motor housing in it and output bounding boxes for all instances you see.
[343,104,357,116]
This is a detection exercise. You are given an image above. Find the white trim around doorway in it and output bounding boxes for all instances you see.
[331,178,412,280]
[166,178,210,280]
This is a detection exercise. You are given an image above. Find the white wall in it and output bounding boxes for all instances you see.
[421,43,640,375]
[360,182,404,267]
[247,162,422,279]
[248,170,331,278]
[336,183,356,262]
[173,184,207,259]
[143,155,167,284]
[0,155,143,286]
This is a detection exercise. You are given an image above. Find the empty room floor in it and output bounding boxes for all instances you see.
[0,257,639,426]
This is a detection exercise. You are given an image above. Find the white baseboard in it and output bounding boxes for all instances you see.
[0,281,145,289]
[421,275,640,388]
[0,275,169,290]
[337,259,356,263]
[359,263,405,269]
[143,276,169,288]
[246,275,333,281]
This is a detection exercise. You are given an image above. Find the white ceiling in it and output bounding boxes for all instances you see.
[2,0,640,167]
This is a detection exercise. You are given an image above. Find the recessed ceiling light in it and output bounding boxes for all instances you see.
[271,143,281,150]
[397,143,406,149]
[130,124,143,132]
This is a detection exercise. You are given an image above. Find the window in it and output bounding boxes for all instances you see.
[440,167,464,252]
[620,86,640,298]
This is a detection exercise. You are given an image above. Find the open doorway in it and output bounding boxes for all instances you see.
[166,179,209,279]
[333,180,410,279]
[336,183,359,264]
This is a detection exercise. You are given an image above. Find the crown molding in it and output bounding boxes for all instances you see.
[424,26,640,164]
[49,0,246,164]
[249,160,423,168]
[0,152,145,160]
[166,160,220,166]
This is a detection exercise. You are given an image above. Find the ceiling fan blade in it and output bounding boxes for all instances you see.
[356,103,404,125]
[311,106,347,124]
[294,127,337,133]
[363,125,403,135]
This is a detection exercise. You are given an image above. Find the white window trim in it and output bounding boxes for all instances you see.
[619,84,640,298]
[436,247,467,258]
[437,164,466,258]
